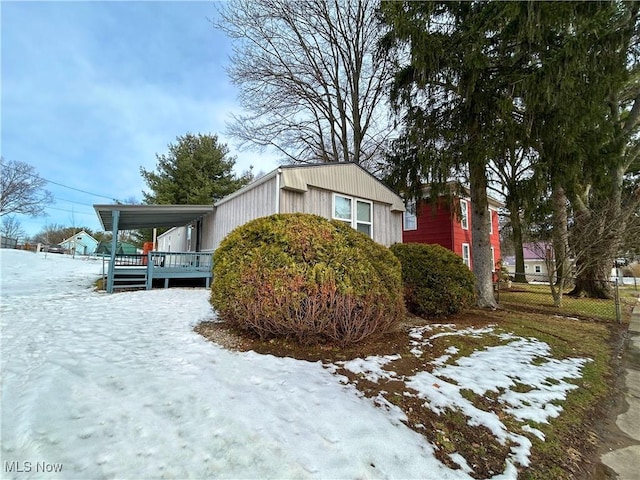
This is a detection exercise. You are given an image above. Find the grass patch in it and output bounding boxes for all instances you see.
[497,283,637,322]
[196,307,625,479]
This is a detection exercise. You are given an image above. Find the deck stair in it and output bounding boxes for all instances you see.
[112,266,148,290]
[104,252,213,292]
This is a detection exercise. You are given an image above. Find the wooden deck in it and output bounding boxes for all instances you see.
[107,251,213,291]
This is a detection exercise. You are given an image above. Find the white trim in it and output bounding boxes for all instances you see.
[332,193,373,238]
[462,243,471,268]
[460,199,469,230]
[332,193,353,222]
[356,199,373,238]
[403,200,417,231]
[491,246,495,272]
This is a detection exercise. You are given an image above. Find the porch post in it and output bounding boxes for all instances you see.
[106,209,120,294]
[146,252,154,290]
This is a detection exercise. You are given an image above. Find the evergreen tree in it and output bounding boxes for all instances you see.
[140,133,252,205]
[380,2,531,308]
[519,1,639,299]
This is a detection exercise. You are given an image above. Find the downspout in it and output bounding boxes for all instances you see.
[275,168,282,214]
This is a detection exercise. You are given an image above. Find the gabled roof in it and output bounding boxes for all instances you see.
[217,163,405,212]
[60,230,98,246]
[523,242,553,260]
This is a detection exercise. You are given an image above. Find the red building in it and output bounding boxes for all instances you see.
[402,191,502,272]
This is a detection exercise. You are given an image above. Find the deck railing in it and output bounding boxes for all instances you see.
[148,251,213,272]
[103,251,214,292]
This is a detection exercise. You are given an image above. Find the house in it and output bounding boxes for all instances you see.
[59,230,99,256]
[502,242,554,282]
[95,163,405,293]
[402,186,502,271]
[158,163,405,252]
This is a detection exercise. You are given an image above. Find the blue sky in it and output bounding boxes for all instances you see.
[2,1,279,238]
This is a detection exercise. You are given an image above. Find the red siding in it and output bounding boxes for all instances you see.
[402,196,502,271]
[489,209,502,268]
[403,199,453,250]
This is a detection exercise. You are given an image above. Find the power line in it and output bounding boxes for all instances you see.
[53,196,96,207]
[23,170,120,202]
[42,177,119,202]
[44,206,96,216]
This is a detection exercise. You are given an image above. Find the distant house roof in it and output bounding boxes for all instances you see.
[504,243,553,265]
[523,242,553,260]
[96,241,138,255]
[60,230,98,248]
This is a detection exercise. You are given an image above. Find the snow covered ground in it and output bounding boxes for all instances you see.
[0,249,590,479]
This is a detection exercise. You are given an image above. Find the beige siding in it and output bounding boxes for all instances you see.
[200,212,216,251]
[374,206,403,247]
[281,164,405,212]
[209,176,278,249]
[279,188,332,218]
[281,187,401,247]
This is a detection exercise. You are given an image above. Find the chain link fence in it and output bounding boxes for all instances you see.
[494,274,638,323]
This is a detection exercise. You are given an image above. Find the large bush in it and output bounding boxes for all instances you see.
[390,243,476,317]
[211,213,405,345]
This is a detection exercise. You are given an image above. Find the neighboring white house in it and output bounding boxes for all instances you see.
[59,230,99,256]
[157,163,405,251]
[503,242,555,282]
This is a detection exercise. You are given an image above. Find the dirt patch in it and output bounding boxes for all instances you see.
[195,309,626,480]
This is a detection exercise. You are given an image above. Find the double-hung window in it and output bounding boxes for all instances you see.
[333,194,373,238]
[404,200,417,231]
[460,199,469,230]
[462,243,471,268]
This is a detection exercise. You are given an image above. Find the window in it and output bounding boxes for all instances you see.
[462,243,471,268]
[333,195,352,222]
[460,199,469,230]
[535,265,542,273]
[333,194,373,238]
[356,200,372,237]
[404,200,417,231]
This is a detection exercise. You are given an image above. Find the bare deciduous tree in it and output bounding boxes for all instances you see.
[0,215,26,241]
[216,0,393,171]
[0,158,53,217]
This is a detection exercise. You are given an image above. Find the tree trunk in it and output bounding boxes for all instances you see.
[549,183,569,306]
[570,260,613,298]
[469,161,497,309]
[508,202,528,283]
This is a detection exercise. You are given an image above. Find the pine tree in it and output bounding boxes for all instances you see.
[140,133,252,205]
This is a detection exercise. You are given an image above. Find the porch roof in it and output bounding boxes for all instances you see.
[94,204,214,231]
